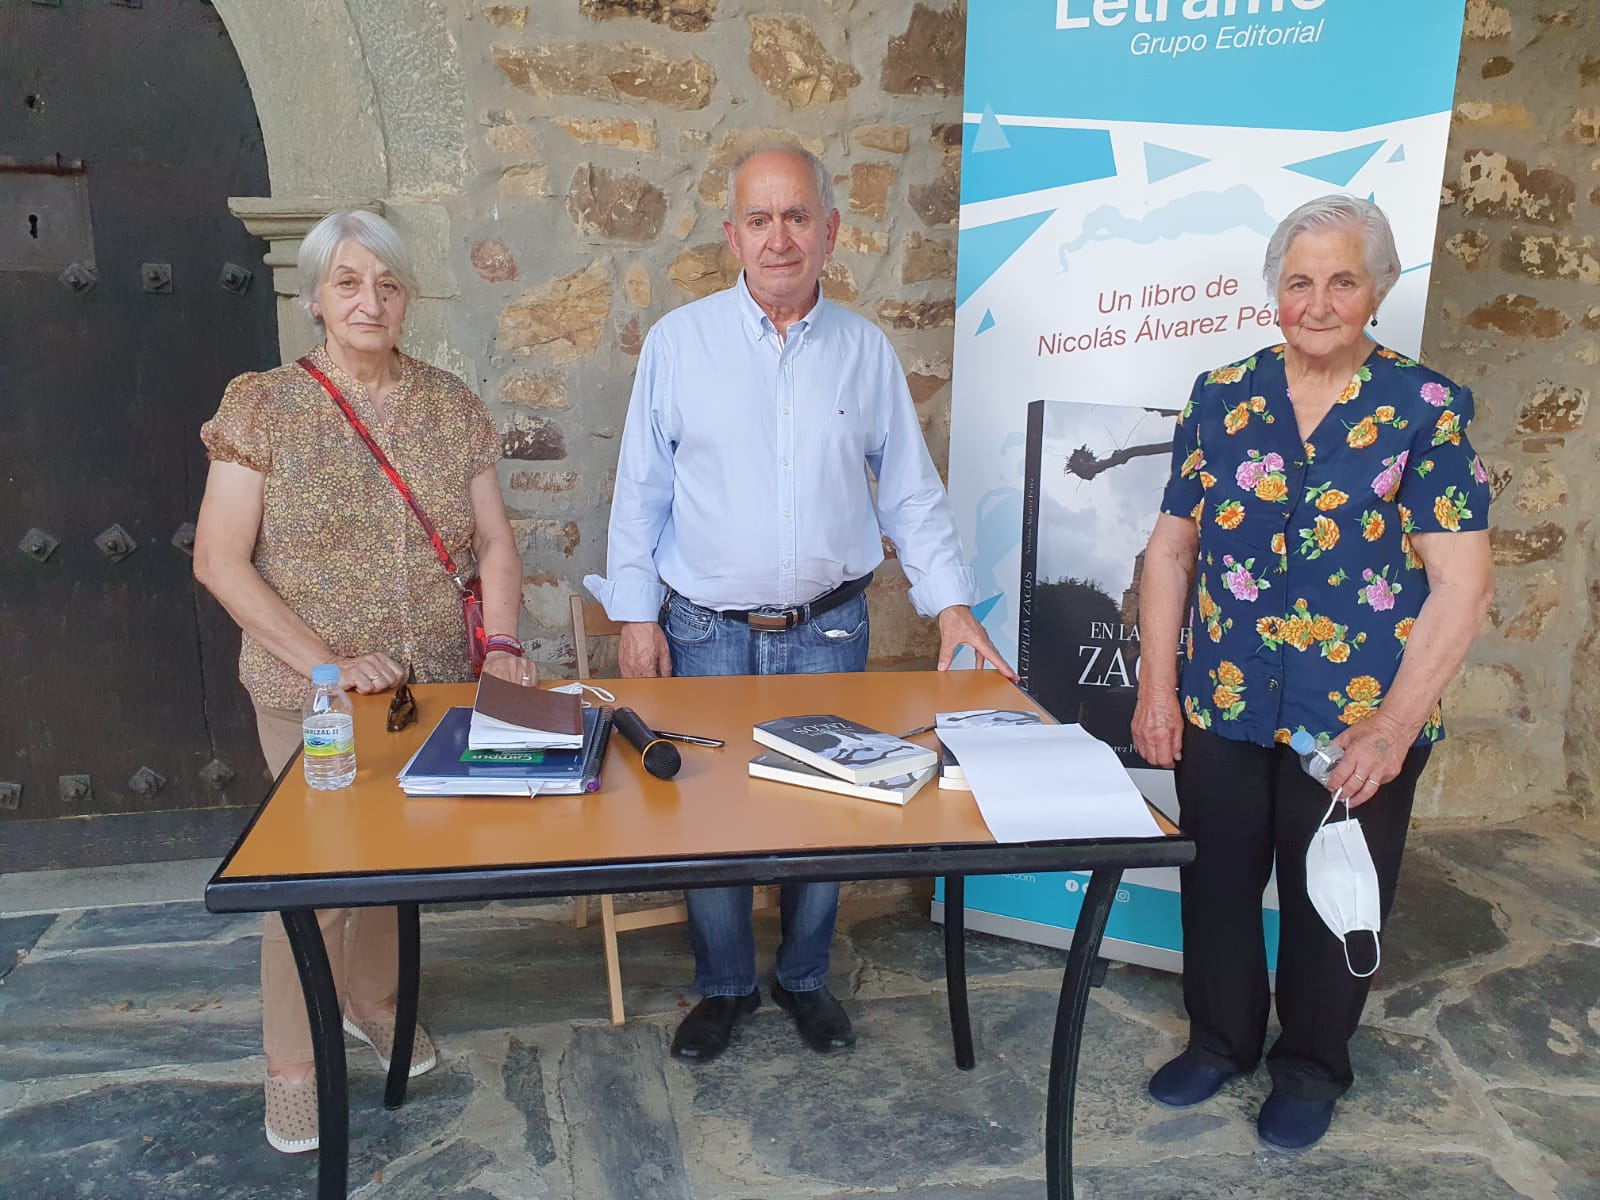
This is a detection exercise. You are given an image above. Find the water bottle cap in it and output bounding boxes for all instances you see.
[311,664,340,685]
[1289,729,1316,755]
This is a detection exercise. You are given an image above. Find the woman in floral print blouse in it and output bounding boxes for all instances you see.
[1131,196,1494,1151]
[194,211,530,1156]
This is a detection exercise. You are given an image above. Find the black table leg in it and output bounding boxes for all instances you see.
[942,874,975,1070]
[385,903,420,1109]
[1044,868,1122,1200]
[282,908,348,1200]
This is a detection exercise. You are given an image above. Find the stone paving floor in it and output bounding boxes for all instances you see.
[1,814,1597,1200]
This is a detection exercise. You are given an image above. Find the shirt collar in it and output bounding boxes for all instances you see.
[733,271,827,343]
[308,342,414,412]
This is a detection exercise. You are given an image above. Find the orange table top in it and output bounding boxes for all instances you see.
[208,671,1188,910]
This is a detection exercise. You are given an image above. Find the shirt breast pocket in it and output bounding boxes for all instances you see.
[815,386,867,464]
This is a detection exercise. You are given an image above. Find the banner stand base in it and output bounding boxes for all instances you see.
[931,899,1183,975]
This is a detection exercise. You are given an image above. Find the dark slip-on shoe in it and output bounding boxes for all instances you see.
[1147,1052,1240,1109]
[771,982,856,1053]
[670,989,761,1062]
[1257,1090,1336,1151]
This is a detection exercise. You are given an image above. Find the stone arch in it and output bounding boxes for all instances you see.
[210,0,472,368]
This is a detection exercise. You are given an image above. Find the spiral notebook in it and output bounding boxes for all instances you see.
[398,705,612,796]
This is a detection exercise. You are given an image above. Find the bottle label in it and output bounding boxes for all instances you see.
[304,717,354,756]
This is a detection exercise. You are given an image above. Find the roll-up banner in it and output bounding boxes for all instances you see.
[935,0,1466,970]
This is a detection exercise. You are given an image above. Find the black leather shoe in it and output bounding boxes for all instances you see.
[771,982,856,1052]
[670,989,760,1062]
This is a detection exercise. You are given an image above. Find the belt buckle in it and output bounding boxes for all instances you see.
[747,609,796,632]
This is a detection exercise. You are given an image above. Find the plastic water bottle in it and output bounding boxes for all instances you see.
[1289,729,1342,786]
[302,664,356,789]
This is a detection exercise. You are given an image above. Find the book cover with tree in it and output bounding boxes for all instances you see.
[1020,400,1184,768]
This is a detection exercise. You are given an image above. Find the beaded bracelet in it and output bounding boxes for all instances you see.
[483,635,524,658]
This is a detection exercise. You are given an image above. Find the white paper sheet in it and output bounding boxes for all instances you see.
[936,724,1163,843]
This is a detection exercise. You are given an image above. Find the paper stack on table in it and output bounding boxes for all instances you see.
[935,723,1162,843]
[468,673,584,751]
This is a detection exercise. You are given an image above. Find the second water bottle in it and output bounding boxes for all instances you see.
[1289,729,1343,786]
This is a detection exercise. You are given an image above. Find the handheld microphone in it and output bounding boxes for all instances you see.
[614,707,682,780]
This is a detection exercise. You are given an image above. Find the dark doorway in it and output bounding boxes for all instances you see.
[2,0,279,869]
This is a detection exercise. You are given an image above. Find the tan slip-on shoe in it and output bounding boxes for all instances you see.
[264,1072,319,1154]
[342,1010,438,1077]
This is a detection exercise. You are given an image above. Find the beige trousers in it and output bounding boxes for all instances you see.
[255,704,399,1065]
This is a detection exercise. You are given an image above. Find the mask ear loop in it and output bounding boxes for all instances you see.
[1320,790,1342,826]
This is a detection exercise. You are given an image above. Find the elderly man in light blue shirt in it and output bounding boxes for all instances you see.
[585,144,1012,1065]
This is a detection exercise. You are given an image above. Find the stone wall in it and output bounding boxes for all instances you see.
[218,0,1597,822]
[1422,0,1597,820]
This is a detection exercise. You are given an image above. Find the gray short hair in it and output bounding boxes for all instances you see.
[726,144,836,223]
[296,209,418,327]
[1262,194,1401,302]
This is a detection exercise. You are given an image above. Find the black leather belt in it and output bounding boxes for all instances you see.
[715,572,873,632]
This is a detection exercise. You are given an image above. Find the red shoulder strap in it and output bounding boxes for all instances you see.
[298,357,467,592]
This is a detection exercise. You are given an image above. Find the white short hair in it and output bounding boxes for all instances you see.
[1262,194,1401,302]
[726,144,835,222]
[296,210,418,327]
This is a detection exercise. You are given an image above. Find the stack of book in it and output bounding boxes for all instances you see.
[934,709,1041,790]
[398,705,612,797]
[747,714,938,805]
[399,675,610,797]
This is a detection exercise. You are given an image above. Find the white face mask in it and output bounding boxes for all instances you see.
[548,682,616,706]
[1305,791,1383,978]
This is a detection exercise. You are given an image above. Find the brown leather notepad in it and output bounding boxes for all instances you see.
[472,673,583,737]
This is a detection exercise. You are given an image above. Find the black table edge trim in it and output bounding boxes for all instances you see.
[205,837,1194,912]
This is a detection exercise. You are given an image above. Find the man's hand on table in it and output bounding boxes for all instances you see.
[937,605,1017,680]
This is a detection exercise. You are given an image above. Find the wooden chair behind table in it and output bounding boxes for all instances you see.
[567,595,776,1025]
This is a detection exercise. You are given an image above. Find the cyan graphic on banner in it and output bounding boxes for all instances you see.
[1057,186,1280,265]
[1285,139,1389,185]
[1144,142,1211,182]
[956,212,1055,307]
[959,123,1115,206]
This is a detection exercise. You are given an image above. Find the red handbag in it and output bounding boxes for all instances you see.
[299,358,489,675]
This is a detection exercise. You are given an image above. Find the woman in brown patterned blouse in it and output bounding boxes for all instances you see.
[193,210,530,1154]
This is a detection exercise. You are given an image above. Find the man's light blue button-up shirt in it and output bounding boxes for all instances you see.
[584,275,975,622]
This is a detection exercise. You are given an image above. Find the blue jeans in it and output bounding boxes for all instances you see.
[664,590,869,996]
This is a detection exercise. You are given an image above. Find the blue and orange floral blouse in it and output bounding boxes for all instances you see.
[1158,342,1490,749]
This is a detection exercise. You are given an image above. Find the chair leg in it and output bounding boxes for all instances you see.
[574,895,588,929]
[600,895,625,1026]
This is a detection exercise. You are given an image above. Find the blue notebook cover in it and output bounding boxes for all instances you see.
[401,706,609,788]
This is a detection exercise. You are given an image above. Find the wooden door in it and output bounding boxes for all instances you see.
[1,0,279,869]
